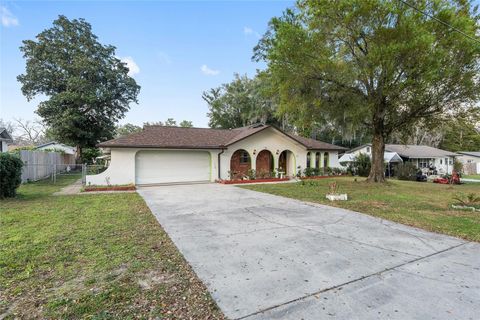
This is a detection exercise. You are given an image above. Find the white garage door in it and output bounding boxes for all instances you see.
[135,150,211,185]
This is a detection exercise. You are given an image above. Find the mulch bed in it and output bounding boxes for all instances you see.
[217,178,290,184]
[83,185,136,192]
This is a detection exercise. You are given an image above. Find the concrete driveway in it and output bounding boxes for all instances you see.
[138,184,479,320]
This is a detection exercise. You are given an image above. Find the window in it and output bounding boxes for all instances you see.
[366,147,371,153]
[419,159,428,168]
[306,152,311,168]
[240,151,250,164]
[440,159,443,165]
[315,152,320,168]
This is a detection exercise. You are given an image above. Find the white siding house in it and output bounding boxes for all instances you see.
[457,152,480,174]
[345,144,458,174]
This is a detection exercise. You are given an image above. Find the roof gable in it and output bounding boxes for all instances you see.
[0,128,13,142]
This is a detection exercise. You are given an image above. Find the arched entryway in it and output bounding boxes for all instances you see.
[230,149,251,179]
[256,150,274,178]
[278,150,295,177]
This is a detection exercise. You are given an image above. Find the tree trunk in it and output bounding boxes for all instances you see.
[367,131,386,182]
[76,145,82,164]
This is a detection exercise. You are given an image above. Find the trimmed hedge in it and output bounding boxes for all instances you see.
[0,153,23,198]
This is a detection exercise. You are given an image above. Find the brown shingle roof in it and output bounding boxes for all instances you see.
[98,124,346,151]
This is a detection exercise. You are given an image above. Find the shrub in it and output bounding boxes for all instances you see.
[303,167,316,177]
[396,162,418,181]
[0,153,23,198]
[246,169,256,180]
[351,153,371,177]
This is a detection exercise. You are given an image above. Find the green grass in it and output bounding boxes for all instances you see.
[0,176,223,319]
[463,174,480,180]
[242,177,480,242]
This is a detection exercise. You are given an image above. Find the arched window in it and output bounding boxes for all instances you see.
[323,152,329,168]
[315,152,320,168]
[306,152,311,168]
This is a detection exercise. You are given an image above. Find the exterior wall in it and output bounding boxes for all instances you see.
[218,127,341,179]
[409,157,454,174]
[0,141,7,152]
[219,128,307,180]
[457,154,480,165]
[86,148,221,185]
[457,155,480,174]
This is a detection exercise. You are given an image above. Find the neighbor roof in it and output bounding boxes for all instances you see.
[384,144,458,158]
[36,141,75,149]
[97,124,346,151]
[0,127,13,142]
[457,151,480,158]
[348,143,458,158]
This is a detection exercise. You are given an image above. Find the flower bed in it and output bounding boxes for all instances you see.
[217,177,290,185]
[83,184,136,192]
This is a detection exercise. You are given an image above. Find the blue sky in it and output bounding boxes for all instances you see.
[0,0,293,128]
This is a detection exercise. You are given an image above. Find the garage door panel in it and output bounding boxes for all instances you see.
[136,151,210,185]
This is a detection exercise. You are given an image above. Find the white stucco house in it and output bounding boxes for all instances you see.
[457,151,480,174]
[35,141,77,155]
[86,124,347,186]
[0,127,13,153]
[345,143,458,174]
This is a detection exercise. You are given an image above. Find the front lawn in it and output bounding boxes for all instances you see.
[463,174,480,180]
[243,178,480,242]
[0,176,223,319]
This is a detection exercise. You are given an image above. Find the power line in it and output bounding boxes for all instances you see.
[397,0,480,45]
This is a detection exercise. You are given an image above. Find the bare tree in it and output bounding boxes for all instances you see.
[13,118,47,145]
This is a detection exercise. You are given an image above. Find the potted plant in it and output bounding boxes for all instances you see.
[326,181,348,201]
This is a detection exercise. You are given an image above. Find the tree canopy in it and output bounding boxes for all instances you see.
[203,74,281,129]
[17,15,140,157]
[254,0,480,182]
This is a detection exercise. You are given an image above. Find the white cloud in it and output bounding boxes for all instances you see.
[120,56,140,76]
[243,26,260,38]
[201,64,220,76]
[1,6,19,27]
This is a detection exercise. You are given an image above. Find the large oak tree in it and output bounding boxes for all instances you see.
[254,0,480,182]
[18,16,140,159]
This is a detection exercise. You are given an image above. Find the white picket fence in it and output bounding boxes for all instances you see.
[19,150,76,183]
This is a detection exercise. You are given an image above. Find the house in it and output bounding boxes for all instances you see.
[344,143,458,174]
[0,127,13,152]
[339,151,403,176]
[457,151,480,174]
[36,141,76,155]
[86,124,347,185]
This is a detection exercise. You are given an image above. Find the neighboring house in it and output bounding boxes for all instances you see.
[345,144,458,174]
[87,124,347,185]
[457,151,480,174]
[339,151,403,177]
[36,141,76,155]
[0,127,13,152]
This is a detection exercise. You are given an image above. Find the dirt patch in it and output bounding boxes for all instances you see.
[137,270,174,290]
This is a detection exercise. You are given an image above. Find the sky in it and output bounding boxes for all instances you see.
[0,0,293,129]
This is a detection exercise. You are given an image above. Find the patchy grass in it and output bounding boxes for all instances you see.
[242,177,480,242]
[0,176,223,319]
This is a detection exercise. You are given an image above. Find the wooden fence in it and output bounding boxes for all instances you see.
[19,150,76,183]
